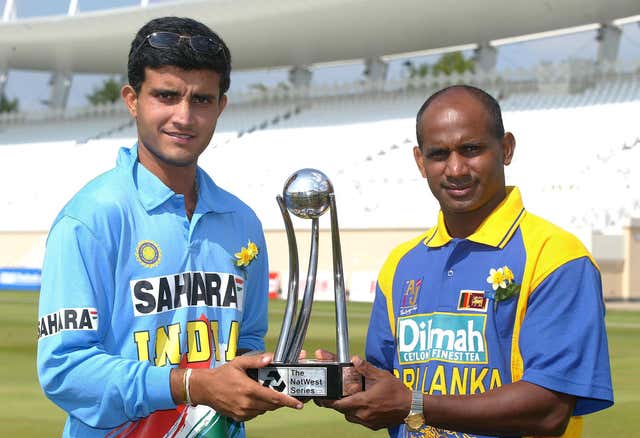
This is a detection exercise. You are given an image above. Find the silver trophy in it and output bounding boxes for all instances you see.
[248,168,362,399]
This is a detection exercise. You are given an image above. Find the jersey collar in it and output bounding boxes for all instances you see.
[424,186,526,249]
[194,168,237,214]
[119,144,236,214]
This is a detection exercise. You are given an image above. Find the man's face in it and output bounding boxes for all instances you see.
[413,91,514,218]
[122,66,227,168]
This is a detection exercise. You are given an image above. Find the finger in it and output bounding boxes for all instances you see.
[252,385,304,410]
[352,358,384,378]
[233,402,272,418]
[238,396,294,415]
[314,348,337,361]
[314,398,338,409]
[232,352,274,369]
[299,349,307,360]
[342,364,365,395]
[226,388,303,419]
[330,392,366,412]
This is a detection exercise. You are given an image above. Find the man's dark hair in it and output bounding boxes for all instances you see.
[127,16,231,96]
[415,85,504,149]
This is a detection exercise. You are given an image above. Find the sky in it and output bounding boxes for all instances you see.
[1,0,639,109]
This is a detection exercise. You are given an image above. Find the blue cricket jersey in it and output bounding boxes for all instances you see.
[37,145,269,437]
[366,187,613,438]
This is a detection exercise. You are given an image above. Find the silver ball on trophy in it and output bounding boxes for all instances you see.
[283,168,333,219]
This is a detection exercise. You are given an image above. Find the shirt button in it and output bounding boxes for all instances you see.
[447,269,454,278]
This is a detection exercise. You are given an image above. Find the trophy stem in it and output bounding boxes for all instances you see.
[285,217,320,363]
[274,196,299,363]
[329,194,350,363]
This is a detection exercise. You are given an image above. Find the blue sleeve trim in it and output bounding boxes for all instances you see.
[145,366,176,411]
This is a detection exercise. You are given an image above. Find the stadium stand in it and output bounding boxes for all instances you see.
[5,62,638,234]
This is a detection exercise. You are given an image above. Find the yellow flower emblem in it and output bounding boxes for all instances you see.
[235,240,259,268]
[486,267,508,290]
[502,265,514,282]
[486,265,520,307]
[246,241,258,258]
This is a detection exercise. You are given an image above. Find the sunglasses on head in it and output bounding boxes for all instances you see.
[132,31,224,57]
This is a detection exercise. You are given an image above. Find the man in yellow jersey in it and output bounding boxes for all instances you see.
[316,85,613,438]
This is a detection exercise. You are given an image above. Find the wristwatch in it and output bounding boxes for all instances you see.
[404,389,425,432]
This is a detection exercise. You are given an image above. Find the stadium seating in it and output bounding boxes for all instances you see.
[1,64,639,240]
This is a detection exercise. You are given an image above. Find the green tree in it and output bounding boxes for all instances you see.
[86,77,122,105]
[0,92,19,113]
[432,51,475,76]
[403,51,475,79]
[403,60,430,79]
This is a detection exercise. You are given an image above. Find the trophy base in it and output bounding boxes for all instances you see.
[247,359,363,399]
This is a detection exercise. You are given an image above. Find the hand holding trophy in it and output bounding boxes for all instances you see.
[248,168,363,399]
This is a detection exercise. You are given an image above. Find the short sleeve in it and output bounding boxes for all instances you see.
[519,257,614,415]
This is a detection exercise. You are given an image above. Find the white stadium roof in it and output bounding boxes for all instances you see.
[1,0,639,73]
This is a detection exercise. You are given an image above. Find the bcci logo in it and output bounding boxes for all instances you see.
[400,278,422,315]
[135,240,161,268]
[261,369,286,392]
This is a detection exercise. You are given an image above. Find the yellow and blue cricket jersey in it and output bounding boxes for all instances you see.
[37,145,268,437]
[366,187,613,438]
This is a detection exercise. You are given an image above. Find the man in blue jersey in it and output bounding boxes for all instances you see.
[37,17,302,437]
[316,85,613,437]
